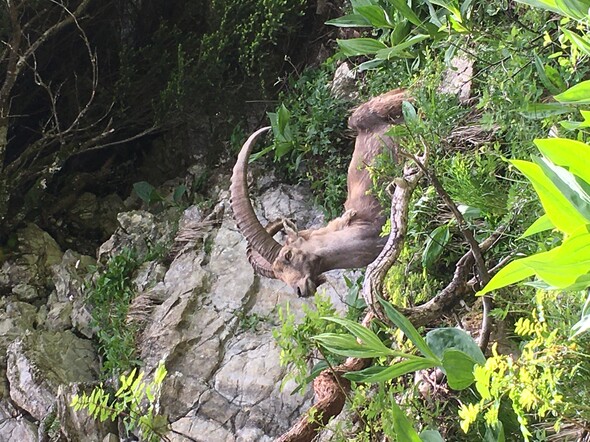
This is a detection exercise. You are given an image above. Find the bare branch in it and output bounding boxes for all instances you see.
[401,148,494,351]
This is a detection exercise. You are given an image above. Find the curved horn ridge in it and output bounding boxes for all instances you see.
[230,126,282,264]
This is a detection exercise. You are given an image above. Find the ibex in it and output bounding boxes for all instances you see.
[230,89,408,297]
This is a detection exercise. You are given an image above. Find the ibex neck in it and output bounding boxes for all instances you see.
[302,221,387,272]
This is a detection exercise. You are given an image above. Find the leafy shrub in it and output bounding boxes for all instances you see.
[86,249,141,376]
[273,293,346,390]
[264,64,353,218]
[71,361,169,442]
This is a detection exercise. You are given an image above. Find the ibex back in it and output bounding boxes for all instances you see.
[230,89,408,297]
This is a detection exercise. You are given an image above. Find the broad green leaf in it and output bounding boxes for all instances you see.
[520,102,573,119]
[534,156,590,222]
[429,0,462,17]
[520,214,554,238]
[511,159,588,234]
[356,5,392,28]
[560,120,590,130]
[422,224,451,268]
[337,38,388,56]
[477,257,536,295]
[277,104,291,135]
[390,19,411,45]
[402,100,418,124]
[387,0,424,27]
[325,14,372,27]
[534,138,590,184]
[133,181,158,204]
[322,317,392,353]
[344,357,438,383]
[379,299,440,361]
[563,28,590,56]
[514,0,562,14]
[555,0,590,19]
[313,333,392,358]
[420,429,445,442]
[376,34,430,59]
[478,229,590,295]
[534,54,562,95]
[358,58,386,71]
[425,328,486,365]
[442,349,478,390]
[555,80,590,104]
[391,402,423,441]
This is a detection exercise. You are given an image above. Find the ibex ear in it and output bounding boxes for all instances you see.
[283,218,299,242]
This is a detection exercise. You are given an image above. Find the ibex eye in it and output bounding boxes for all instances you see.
[284,250,292,261]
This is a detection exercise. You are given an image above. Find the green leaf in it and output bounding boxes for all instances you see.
[173,185,187,204]
[520,214,554,238]
[563,29,590,56]
[514,0,562,14]
[534,156,590,222]
[534,138,590,184]
[154,360,167,385]
[402,100,418,123]
[379,299,440,361]
[478,229,590,295]
[325,14,373,27]
[555,80,590,104]
[425,328,486,365]
[420,429,446,442]
[337,38,388,56]
[442,349,478,390]
[534,54,562,95]
[277,103,291,135]
[511,159,588,234]
[375,34,430,59]
[520,102,573,119]
[387,0,425,27]
[391,402,423,441]
[313,333,392,358]
[344,357,438,383]
[356,5,392,28]
[422,224,451,268]
[133,181,159,204]
[321,317,392,354]
[554,0,590,19]
[358,58,386,71]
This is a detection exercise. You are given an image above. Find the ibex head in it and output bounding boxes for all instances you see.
[229,127,325,297]
[230,89,407,297]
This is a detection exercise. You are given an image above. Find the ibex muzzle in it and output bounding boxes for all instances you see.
[230,89,408,297]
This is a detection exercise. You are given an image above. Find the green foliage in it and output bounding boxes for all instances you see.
[71,361,169,442]
[478,128,590,296]
[263,65,352,218]
[133,181,188,208]
[273,293,345,389]
[314,299,483,389]
[86,249,141,376]
[326,0,473,70]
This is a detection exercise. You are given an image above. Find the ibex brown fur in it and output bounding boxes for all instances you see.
[230,89,408,297]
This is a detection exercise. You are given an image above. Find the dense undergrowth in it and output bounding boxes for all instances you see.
[270,1,590,441]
